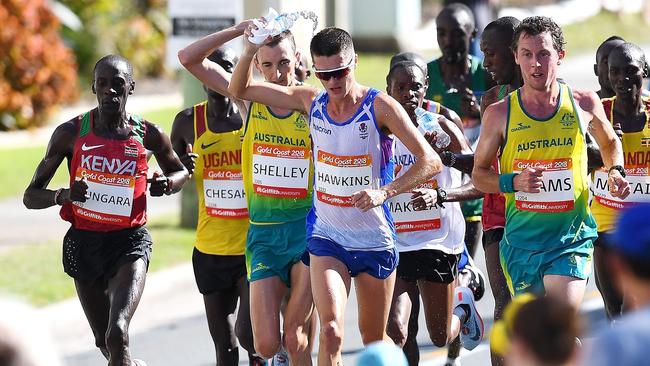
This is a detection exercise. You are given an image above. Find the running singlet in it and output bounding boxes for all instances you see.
[308,89,395,250]
[591,96,650,232]
[389,124,465,254]
[499,83,597,250]
[241,102,313,224]
[482,85,509,230]
[192,102,248,255]
[425,56,488,117]
[61,110,148,231]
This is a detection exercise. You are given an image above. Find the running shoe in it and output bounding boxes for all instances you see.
[132,360,147,366]
[250,356,269,366]
[454,286,484,351]
[459,262,486,301]
[443,357,461,366]
[272,346,289,366]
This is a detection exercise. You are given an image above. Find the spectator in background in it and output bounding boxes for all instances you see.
[443,0,497,60]
[491,295,581,366]
[581,203,650,366]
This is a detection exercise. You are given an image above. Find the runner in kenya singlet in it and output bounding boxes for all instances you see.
[499,82,597,250]
[308,88,395,250]
[241,102,313,224]
[60,110,148,231]
[591,96,650,231]
[192,101,249,255]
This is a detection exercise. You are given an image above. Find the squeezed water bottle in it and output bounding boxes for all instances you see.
[249,8,318,45]
[414,107,451,149]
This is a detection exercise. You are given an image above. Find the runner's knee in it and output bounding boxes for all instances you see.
[320,320,343,353]
[253,336,280,359]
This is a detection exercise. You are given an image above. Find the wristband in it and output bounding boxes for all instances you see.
[499,173,518,193]
[54,188,64,206]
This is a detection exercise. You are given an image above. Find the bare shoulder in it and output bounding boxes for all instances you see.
[483,96,508,121]
[172,107,193,127]
[480,85,500,113]
[571,88,601,112]
[373,91,402,115]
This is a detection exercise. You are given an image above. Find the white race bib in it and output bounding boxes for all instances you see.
[389,180,441,233]
[251,143,310,198]
[315,150,372,207]
[73,168,134,225]
[203,169,247,218]
[513,158,574,212]
[593,166,650,209]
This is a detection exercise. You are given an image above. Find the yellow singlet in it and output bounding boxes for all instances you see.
[192,102,248,255]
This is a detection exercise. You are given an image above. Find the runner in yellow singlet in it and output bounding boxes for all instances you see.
[473,16,630,311]
[590,43,650,319]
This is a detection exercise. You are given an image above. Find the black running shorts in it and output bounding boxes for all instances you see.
[397,249,460,284]
[192,248,247,295]
[62,226,152,284]
[482,227,504,249]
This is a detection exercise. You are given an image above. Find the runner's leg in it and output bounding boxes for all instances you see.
[310,255,351,366]
[387,277,419,364]
[203,285,240,365]
[593,240,623,319]
[464,221,483,258]
[543,275,587,311]
[483,232,509,366]
[75,279,110,359]
[283,262,314,365]
[418,280,459,347]
[249,276,287,358]
[234,276,258,361]
[355,271,396,345]
[105,258,147,366]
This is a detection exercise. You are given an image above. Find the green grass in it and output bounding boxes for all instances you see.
[0,215,195,306]
[0,146,69,200]
[563,11,650,56]
[139,106,180,136]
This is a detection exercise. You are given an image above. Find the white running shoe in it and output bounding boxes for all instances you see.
[272,347,289,366]
[454,286,484,351]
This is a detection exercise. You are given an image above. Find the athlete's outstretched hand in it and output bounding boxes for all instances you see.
[608,170,631,199]
[352,189,388,212]
[68,177,88,202]
[148,171,170,197]
[513,167,545,193]
[180,143,198,177]
[411,188,436,211]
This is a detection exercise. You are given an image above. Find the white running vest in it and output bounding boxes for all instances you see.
[307,89,396,250]
[389,122,465,254]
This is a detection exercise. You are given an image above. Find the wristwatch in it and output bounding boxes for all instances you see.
[608,165,626,178]
[435,187,447,208]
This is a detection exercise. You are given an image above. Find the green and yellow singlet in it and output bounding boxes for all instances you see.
[242,102,313,224]
[500,83,597,250]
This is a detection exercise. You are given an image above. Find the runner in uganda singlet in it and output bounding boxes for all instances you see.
[192,102,248,255]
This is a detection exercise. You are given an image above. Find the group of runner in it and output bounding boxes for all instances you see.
[24,1,648,366]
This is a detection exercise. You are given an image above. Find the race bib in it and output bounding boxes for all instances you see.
[203,169,248,218]
[73,167,134,226]
[593,165,650,209]
[315,150,372,207]
[251,143,310,198]
[513,158,574,212]
[389,180,441,233]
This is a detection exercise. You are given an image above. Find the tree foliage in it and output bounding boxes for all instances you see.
[0,0,78,130]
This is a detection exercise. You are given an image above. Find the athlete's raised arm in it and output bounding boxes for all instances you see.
[24,120,80,209]
[228,25,317,113]
[178,20,254,98]
[359,93,440,211]
[473,99,507,193]
[144,121,189,196]
[574,89,630,198]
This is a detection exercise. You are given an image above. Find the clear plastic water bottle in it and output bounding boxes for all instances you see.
[414,107,451,149]
[249,8,318,45]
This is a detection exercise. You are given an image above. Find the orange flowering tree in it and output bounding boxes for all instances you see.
[0,0,78,130]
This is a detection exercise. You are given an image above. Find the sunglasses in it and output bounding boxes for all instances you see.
[314,59,355,81]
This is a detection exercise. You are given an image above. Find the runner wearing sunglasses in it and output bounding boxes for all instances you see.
[229,26,441,366]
